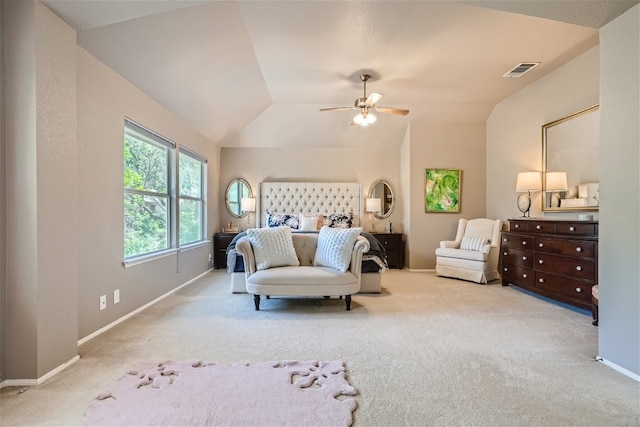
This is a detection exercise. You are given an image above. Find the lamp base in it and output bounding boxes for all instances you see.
[517,193,532,217]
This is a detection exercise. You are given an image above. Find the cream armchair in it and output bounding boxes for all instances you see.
[435,218,503,284]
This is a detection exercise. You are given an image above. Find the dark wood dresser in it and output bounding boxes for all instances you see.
[213,232,239,269]
[500,219,598,309]
[372,233,405,269]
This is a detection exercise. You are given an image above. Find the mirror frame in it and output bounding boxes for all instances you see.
[369,180,395,219]
[225,178,253,218]
[542,104,600,212]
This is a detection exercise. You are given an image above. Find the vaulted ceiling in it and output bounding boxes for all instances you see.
[42,0,638,148]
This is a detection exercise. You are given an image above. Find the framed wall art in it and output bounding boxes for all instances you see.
[425,168,461,213]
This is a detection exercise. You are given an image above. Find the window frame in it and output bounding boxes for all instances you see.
[123,118,207,265]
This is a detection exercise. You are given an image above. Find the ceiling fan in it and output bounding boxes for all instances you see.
[320,74,410,126]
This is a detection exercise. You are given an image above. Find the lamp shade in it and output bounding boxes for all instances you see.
[515,172,542,192]
[545,172,568,191]
[240,197,256,212]
[366,198,382,213]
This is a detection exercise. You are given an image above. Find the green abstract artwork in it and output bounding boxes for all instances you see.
[425,169,461,213]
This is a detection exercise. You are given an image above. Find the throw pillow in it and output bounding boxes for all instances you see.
[322,213,353,229]
[460,235,487,251]
[247,226,300,270]
[314,226,362,272]
[299,214,320,232]
[266,211,300,229]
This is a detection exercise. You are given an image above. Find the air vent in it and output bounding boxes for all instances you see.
[503,62,540,78]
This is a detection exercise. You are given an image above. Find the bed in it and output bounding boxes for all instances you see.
[227,181,386,293]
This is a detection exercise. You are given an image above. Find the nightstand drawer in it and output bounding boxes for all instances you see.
[372,233,404,269]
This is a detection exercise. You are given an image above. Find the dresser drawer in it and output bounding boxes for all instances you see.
[502,264,534,287]
[535,237,596,258]
[502,247,533,268]
[535,272,592,303]
[555,222,596,236]
[378,234,402,249]
[529,221,556,234]
[509,221,529,232]
[502,233,533,249]
[535,253,595,281]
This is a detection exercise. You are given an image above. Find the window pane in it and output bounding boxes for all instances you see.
[124,193,169,257]
[124,135,168,193]
[179,154,202,198]
[179,199,202,245]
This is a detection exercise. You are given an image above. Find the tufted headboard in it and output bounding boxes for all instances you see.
[258,182,363,228]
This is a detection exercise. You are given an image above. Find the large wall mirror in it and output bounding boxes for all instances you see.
[542,104,600,212]
[225,178,253,218]
[369,180,395,219]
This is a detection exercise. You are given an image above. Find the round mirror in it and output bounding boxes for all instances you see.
[369,180,394,219]
[225,178,253,218]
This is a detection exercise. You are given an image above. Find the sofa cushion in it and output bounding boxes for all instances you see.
[247,266,358,287]
[247,226,300,270]
[435,247,489,262]
[314,226,361,272]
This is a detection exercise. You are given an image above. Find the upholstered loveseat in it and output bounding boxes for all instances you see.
[235,226,370,311]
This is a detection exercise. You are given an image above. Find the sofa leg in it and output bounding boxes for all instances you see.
[254,295,260,311]
[345,295,351,311]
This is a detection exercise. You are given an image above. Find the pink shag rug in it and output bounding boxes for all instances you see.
[83,360,357,426]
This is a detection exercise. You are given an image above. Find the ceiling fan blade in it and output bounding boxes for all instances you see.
[319,107,357,112]
[374,107,410,116]
[365,92,383,106]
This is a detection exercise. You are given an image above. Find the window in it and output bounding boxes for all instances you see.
[179,148,206,245]
[124,119,207,260]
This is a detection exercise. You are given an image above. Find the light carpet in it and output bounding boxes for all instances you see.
[82,359,357,427]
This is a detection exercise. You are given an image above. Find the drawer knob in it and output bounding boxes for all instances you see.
[576,247,582,252]
[503,238,507,242]
[538,259,544,264]
[539,243,544,248]
[569,226,576,231]
[536,225,541,230]
[522,241,527,246]
[522,273,528,279]
[576,287,582,293]
[538,278,544,283]
[522,256,527,261]
[515,224,520,228]
[504,251,508,256]
[576,266,583,272]
[504,267,508,272]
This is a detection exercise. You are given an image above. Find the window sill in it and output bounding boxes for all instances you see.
[179,240,211,252]
[122,249,177,269]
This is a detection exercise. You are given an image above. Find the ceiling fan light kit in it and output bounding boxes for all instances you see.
[321,73,409,127]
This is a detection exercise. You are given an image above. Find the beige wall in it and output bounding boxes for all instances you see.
[598,4,639,377]
[221,120,486,270]
[486,46,600,221]
[219,147,403,234]
[77,47,220,339]
[1,0,220,381]
[406,122,487,269]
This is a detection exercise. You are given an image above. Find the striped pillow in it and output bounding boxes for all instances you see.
[460,236,487,251]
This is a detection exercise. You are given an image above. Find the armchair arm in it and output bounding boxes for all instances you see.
[440,240,460,249]
[235,237,257,277]
[349,236,370,277]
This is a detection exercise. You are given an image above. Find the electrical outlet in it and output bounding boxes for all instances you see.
[208,253,213,262]
[99,295,107,311]
[114,289,120,304]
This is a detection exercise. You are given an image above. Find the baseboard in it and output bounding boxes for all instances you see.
[78,269,212,346]
[596,356,640,382]
[0,355,80,389]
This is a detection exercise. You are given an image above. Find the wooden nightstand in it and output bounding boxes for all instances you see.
[372,233,405,269]
[213,232,239,269]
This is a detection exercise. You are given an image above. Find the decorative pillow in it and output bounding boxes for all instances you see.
[322,212,353,229]
[247,226,300,270]
[266,211,300,230]
[460,236,488,251]
[314,226,362,272]
[299,214,320,232]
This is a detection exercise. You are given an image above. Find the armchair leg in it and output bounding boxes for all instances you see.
[345,295,352,311]
[254,295,260,311]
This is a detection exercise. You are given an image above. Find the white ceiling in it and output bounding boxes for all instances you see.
[42,0,638,148]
